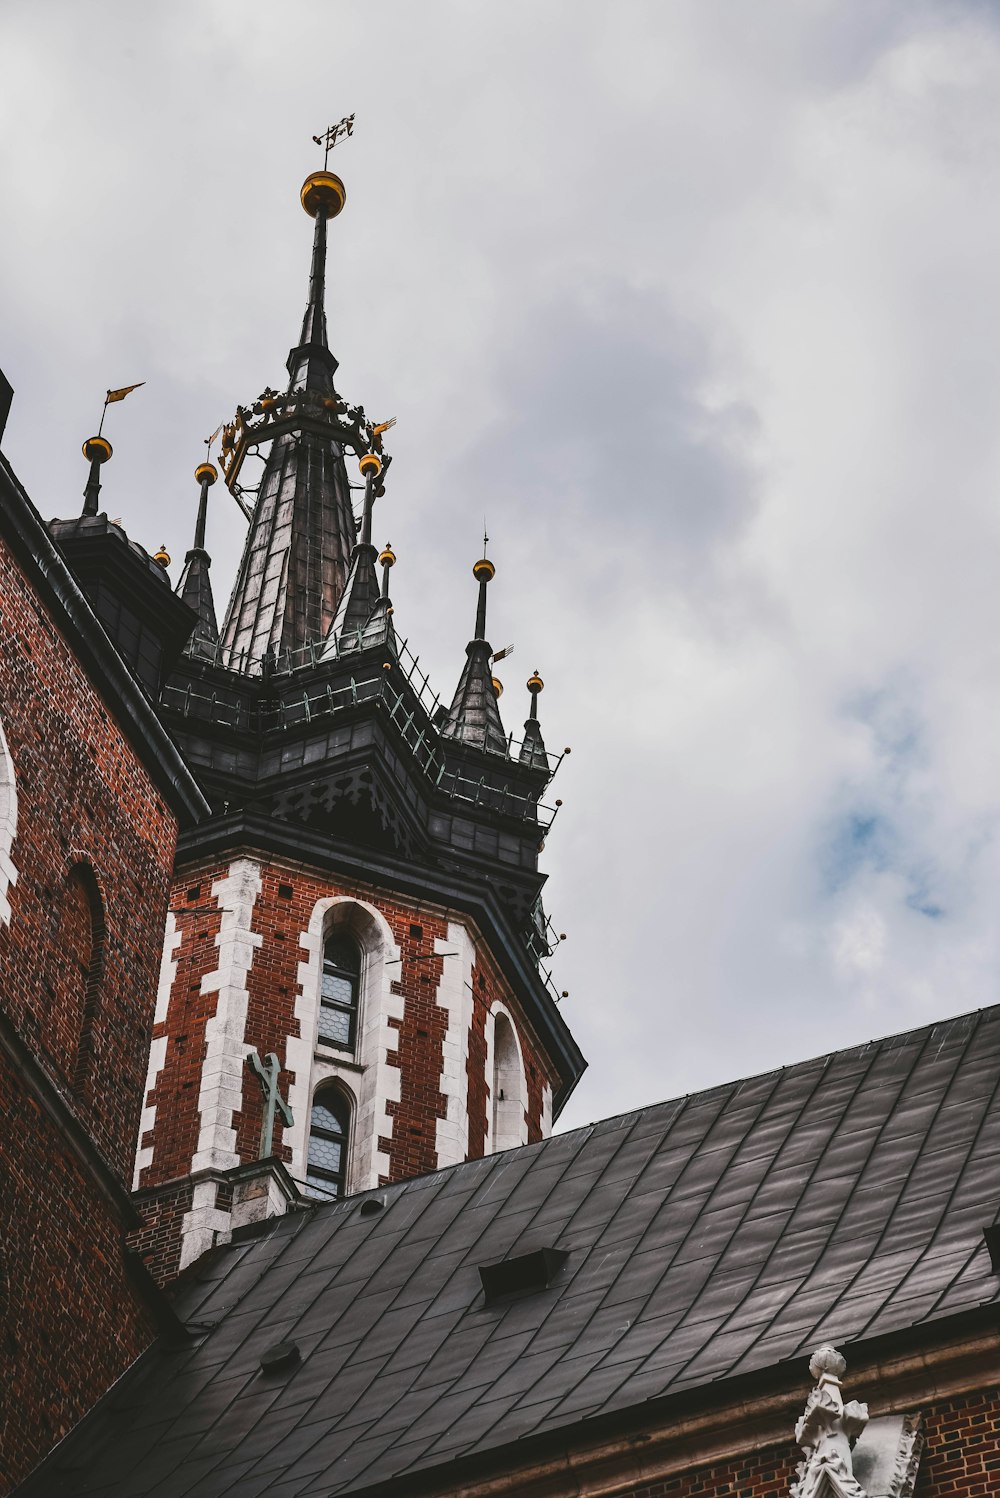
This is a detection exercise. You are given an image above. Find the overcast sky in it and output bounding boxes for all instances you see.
[5,1,1000,1131]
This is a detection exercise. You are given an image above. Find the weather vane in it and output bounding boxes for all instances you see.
[312,113,355,169]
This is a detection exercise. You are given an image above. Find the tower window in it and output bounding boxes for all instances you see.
[307,1086,351,1199]
[318,933,361,1050]
[491,1011,527,1154]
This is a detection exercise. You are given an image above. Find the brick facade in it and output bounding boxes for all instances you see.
[596,1386,1000,1498]
[0,533,182,1494]
[132,851,559,1279]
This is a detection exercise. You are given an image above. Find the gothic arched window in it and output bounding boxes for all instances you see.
[45,862,106,1090]
[306,1086,351,1199]
[491,1010,527,1154]
[319,933,361,1051]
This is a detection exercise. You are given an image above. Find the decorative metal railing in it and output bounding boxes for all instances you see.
[177,629,565,778]
[161,666,562,830]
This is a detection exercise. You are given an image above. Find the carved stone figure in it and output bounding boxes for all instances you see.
[791,1347,870,1498]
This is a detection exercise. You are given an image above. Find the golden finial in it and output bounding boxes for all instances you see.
[300,171,346,218]
[82,436,113,464]
[527,670,544,696]
[378,543,396,569]
[194,461,218,487]
[473,557,496,583]
[359,452,382,478]
[491,677,504,698]
[152,543,171,569]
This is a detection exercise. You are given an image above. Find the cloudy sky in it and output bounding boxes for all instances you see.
[5,1,1000,1130]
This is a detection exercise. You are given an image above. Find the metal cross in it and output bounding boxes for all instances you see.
[312,114,355,169]
[246,1048,294,1159]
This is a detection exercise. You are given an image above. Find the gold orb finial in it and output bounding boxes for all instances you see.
[152,543,171,569]
[82,436,113,464]
[378,543,396,569]
[195,461,218,487]
[359,452,382,478]
[491,676,504,698]
[473,556,495,583]
[527,670,544,696]
[300,170,346,219]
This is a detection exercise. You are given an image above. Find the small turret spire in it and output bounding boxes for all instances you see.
[81,381,145,515]
[176,461,219,657]
[442,550,508,756]
[81,436,112,516]
[379,541,395,600]
[519,670,549,770]
[320,452,388,657]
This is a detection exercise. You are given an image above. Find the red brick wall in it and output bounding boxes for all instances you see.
[129,1176,195,1286]
[41,864,94,1083]
[0,1053,156,1497]
[0,534,179,1494]
[613,1386,1000,1498]
[140,854,560,1196]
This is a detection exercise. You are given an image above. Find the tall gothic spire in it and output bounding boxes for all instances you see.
[218,169,357,671]
[176,461,219,657]
[442,553,508,756]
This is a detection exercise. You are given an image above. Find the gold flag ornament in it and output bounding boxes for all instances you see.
[105,382,145,404]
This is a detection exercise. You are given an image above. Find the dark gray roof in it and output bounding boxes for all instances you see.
[34,1004,1000,1497]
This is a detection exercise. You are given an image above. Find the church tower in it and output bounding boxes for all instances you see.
[131,131,585,1281]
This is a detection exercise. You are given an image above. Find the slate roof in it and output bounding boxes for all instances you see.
[31,1004,1000,1498]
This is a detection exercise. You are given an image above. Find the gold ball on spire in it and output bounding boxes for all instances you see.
[152,543,171,569]
[195,461,218,487]
[300,171,346,218]
[473,557,495,583]
[82,436,113,464]
[527,670,544,696]
[359,452,382,478]
[378,543,396,569]
[491,676,504,698]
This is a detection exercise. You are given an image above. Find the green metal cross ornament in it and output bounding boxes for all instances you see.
[246,1048,294,1159]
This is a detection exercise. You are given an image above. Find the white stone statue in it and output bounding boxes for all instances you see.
[791,1347,870,1498]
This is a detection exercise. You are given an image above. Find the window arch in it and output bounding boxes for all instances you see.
[0,713,17,926]
[306,1085,352,1199]
[491,1010,527,1154]
[44,861,106,1090]
[319,932,361,1051]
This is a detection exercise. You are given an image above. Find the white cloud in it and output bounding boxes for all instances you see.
[3,0,1000,1131]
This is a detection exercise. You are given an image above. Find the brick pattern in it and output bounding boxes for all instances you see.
[0,1053,157,1496]
[138,854,560,1264]
[0,535,178,1495]
[382,909,450,1181]
[128,1177,195,1286]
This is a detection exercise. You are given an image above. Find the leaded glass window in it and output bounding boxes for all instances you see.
[307,1088,350,1199]
[319,933,360,1051]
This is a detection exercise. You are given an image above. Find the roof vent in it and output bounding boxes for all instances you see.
[359,1196,385,1217]
[983,1225,1000,1272]
[478,1247,568,1306]
[259,1340,301,1375]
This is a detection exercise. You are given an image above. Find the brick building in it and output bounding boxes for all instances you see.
[0,401,207,1493]
[6,138,1000,1498]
